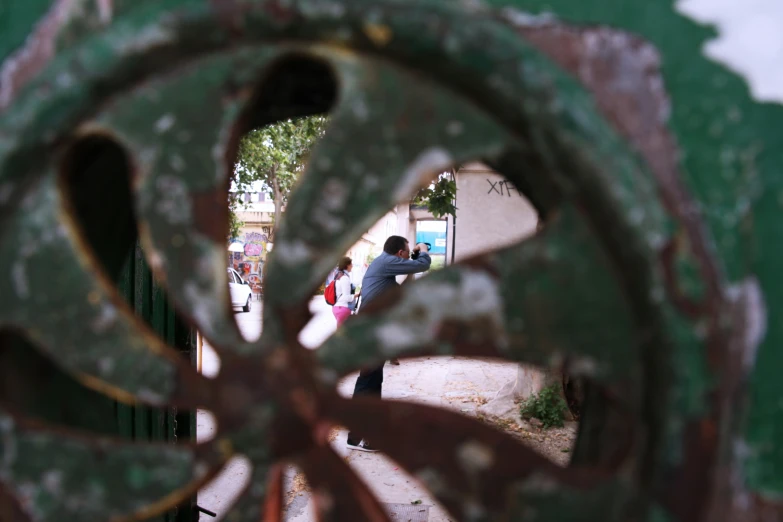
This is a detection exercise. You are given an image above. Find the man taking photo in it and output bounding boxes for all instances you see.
[346,235,431,452]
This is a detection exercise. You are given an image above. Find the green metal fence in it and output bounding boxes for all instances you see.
[117,244,197,522]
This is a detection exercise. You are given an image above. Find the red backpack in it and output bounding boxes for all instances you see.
[324,271,345,306]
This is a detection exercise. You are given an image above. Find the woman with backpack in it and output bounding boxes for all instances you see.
[332,256,358,326]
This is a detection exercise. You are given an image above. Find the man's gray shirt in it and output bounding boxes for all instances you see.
[360,252,431,307]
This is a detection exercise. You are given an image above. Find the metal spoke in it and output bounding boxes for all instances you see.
[0,175,208,408]
[262,464,285,522]
[0,409,224,522]
[0,483,30,522]
[298,446,390,522]
[262,50,512,336]
[96,48,282,354]
[317,207,638,386]
[323,396,622,521]
[220,461,276,522]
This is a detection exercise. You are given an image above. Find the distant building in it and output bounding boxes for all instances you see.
[229,184,275,276]
[229,181,402,285]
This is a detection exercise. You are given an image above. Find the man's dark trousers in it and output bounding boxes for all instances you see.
[346,364,384,443]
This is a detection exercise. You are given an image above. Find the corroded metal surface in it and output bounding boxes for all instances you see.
[0,0,780,521]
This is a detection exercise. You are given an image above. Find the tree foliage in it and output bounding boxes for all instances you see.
[413,170,457,219]
[229,116,458,240]
[228,201,244,239]
[230,115,328,239]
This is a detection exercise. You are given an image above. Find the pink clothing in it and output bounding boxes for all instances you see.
[333,306,352,326]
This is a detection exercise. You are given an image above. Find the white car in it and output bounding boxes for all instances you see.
[227,268,252,312]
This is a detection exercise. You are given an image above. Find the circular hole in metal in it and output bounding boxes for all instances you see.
[59,133,138,282]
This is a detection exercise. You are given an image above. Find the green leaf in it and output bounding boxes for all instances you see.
[413,171,457,219]
[519,385,568,429]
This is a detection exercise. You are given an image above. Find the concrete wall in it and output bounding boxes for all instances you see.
[453,162,538,262]
[452,163,550,404]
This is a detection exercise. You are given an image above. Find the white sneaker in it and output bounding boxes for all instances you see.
[346,439,378,452]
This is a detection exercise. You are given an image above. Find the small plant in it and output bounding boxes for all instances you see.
[519,384,568,429]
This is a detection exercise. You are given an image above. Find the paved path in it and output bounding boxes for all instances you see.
[197,298,518,521]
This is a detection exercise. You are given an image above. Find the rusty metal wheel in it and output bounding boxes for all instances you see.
[0,1,766,522]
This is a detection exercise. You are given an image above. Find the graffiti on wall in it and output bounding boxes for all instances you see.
[486,179,521,197]
[243,232,268,257]
[239,232,268,274]
[226,232,268,274]
[229,251,243,272]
